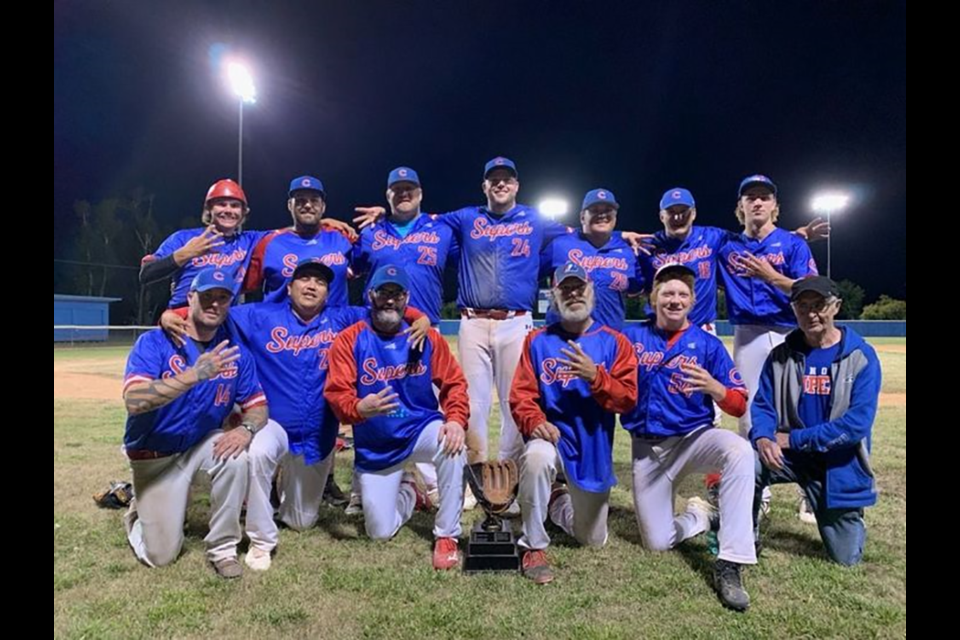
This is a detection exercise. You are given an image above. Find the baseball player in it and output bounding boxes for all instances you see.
[718,173,819,522]
[540,189,643,332]
[509,262,638,584]
[140,179,266,308]
[620,263,755,611]
[121,269,268,578]
[352,167,458,326]
[350,167,460,511]
[159,260,430,571]
[324,265,469,570]
[434,158,569,466]
[242,176,355,307]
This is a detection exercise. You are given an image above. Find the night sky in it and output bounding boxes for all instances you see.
[54,1,906,300]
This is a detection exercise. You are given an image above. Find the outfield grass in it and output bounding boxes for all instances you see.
[54,340,906,639]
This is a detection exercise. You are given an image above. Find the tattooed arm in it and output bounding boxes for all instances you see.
[123,340,241,416]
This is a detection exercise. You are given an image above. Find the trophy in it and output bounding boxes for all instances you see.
[462,460,522,573]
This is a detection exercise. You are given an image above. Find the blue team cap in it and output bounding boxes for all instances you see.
[288,175,326,198]
[190,268,234,294]
[387,166,421,188]
[659,187,696,210]
[483,157,518,179]
[582,188,619,211]
[369,264,409,292]
[738,174,778,197]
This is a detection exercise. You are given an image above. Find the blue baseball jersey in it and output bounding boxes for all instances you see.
[244,228,353,307]
[228,303,368,465]
[512,324,638,493]
[325,322,469,474]
[353,215,458,325]
[718,227,818,326]
[438,205,569,311]
[541,232,642,331]
[638,226,736,326]
[122,326,267,454]
[147,229,266,308]
[620,322,746,438]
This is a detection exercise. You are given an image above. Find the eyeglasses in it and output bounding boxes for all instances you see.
[373,288,407,302]
[792,299,837,314]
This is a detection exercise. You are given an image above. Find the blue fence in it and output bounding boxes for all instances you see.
[438,319,906,337]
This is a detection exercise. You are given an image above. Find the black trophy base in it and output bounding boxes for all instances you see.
[463,517,521,574]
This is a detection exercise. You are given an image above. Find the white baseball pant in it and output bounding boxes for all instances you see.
[459,314,533,464]
[631,426,757,565]
[124,430,248,567]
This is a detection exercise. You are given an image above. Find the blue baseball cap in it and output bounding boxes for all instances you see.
[369,264,409,292]
[484,157,518,179]
[190,269,234,294]
[387,166,421,188]
[659,187,696,210]
[553,261,590,286]
[291,258,335,284]
[288,175,326,198]
[738,174,778,197]
[582,188,619,211]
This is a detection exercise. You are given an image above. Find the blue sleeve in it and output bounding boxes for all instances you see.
[789,236,818,278]
[707,336,745,391]
[749,356,779,446]
[445,229,461,266]
[339,234,357,269]
[636,254,655,294]
[627,253,645,294]
[235,347,266,407]
[333,306,368,330]
[435,210,465,238]
[226,305,259,347]
[543,220,571,246]
[538,239,557,280]
[125,334,163,380]
[152,230,188,259]
[710,227,739,252]
[790,348,882,453]
[352,233,372,277]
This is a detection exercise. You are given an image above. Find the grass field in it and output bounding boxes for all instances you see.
[54,339,906,639]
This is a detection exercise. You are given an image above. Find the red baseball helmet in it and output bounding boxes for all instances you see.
[204,179,248,208]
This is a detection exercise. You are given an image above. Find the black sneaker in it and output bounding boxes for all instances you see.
[323,476,349,507]
[714,560,750,612]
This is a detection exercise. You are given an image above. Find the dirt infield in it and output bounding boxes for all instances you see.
[879,393,907,407]
[53,357,123,401]
[876,345,907,354]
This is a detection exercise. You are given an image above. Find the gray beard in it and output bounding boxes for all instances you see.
[559,306,592,324]
[373,308,402,333]
[557,296,594,324]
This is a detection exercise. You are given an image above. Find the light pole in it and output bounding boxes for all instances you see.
[226,62,256,186]
[811,191,851,280]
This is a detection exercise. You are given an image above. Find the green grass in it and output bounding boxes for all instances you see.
[54,340,906,639]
